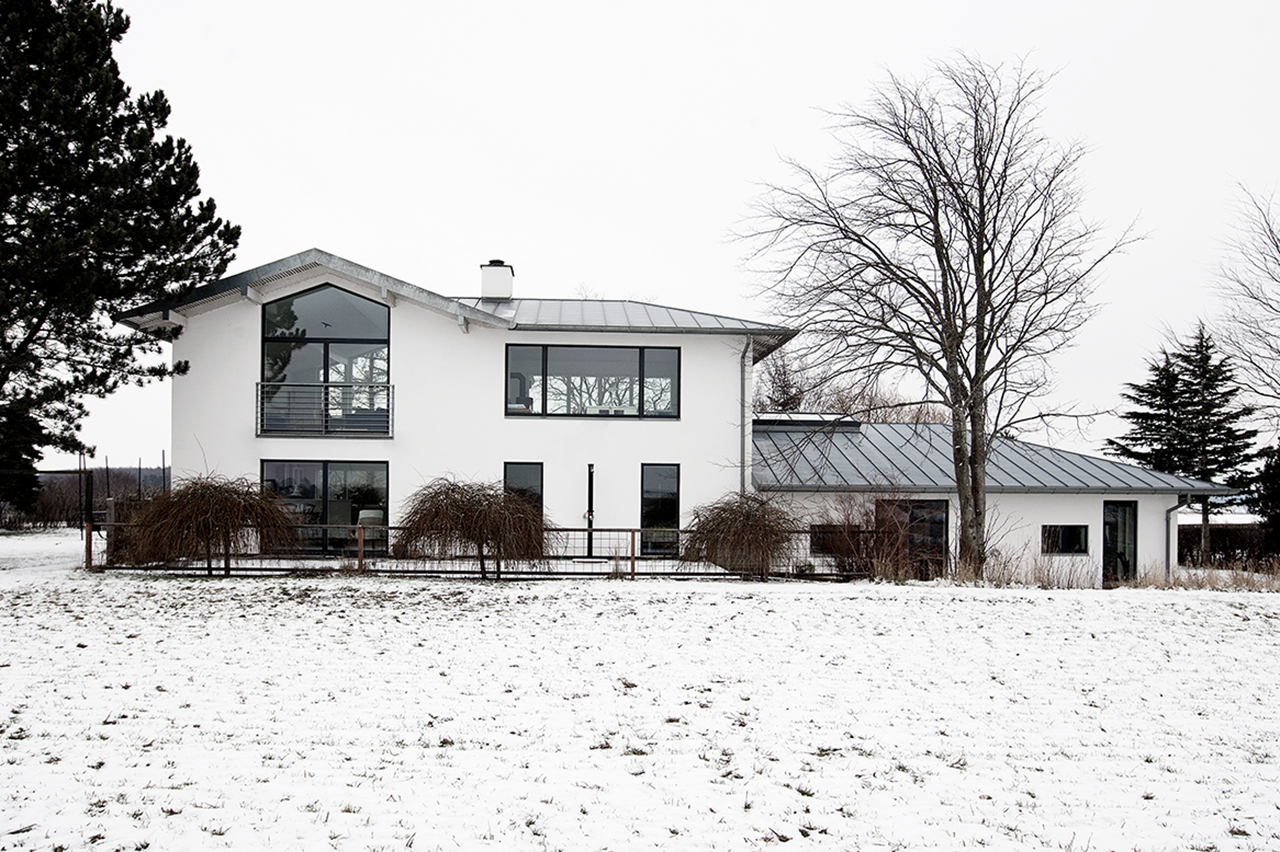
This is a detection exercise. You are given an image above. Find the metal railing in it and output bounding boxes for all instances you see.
[91,522,894,579]
[256,382,393,436]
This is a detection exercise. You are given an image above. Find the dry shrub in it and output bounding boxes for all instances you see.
[117,475,297,570]
[392,477,554,578]
[681,493,796,580]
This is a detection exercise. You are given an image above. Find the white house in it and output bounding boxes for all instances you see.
[119,249,1227,581]
[117,249,793,554]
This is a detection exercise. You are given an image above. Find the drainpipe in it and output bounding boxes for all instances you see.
[1165,495,1191,582]
[740,336,752,495]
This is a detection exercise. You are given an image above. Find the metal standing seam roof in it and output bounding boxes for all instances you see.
[456,298,796,362]
[752,419,1232,495]
[113,249,796,360]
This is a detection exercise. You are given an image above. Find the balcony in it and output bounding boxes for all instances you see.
[257,383,393,436]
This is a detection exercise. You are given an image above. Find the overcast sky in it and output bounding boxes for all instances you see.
[46,0,1279,471]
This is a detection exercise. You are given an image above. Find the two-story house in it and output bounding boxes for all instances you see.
[118,248,794,553]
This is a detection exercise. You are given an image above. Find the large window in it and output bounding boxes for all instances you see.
[1103,501,1138,583]
[641,463,680,556]
[876,499,949,569]
[259,285,392,435]
[506,345,679,417]
[262,460,388,552]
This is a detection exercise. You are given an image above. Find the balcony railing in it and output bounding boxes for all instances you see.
[257,382,393,436]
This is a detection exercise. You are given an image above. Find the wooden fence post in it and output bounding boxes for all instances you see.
[84,522,93,571]
[357,525,365,572]
[630,529,636,580]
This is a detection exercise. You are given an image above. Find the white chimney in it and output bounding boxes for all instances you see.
[480,259,514,301]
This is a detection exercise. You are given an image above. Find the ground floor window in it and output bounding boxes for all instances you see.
[261,460,388,552]
[875,499,949,570]
[640,463,679,556]
[1042,524,1089,555]
[504,462,543,516]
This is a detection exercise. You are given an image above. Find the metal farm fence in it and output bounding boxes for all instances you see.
[87,522,890,579]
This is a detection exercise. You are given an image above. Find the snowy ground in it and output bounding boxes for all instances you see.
[2,530,1279,851]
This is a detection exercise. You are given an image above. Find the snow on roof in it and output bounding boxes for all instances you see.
[753,419,1232,495]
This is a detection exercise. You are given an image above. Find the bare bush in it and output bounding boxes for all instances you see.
[392,477,554,578]
[681,493,797,580]
[116,475,297,571]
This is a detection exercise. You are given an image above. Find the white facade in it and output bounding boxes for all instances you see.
[155,253,770,531]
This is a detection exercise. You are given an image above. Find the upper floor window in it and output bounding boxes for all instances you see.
[259,285,392,435]
[506,345,679,418]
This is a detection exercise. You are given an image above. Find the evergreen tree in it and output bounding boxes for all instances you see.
[1106,325,1258,561]
[0,0,239,508]
[1246,448,1280,557]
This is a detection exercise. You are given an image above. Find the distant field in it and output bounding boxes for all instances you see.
[2,530,1279,851]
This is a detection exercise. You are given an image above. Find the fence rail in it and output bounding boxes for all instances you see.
[88,522,889,579]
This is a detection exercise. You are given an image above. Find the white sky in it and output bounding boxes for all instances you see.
[47,0,1280,471]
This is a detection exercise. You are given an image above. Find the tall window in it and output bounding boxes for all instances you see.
[506,345,679,417]
[641,463,680,556]
[1103,501,1138,583]
[260,285,391,434]
[261,460,388,552]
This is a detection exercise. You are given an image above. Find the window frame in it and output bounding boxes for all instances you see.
[505,344,680,419]
[1041,524,1089,555]
[259,284,392,436]
[640,463,680,556]
[260,459,389,553]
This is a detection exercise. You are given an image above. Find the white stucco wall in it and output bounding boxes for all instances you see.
[170,274,752,530]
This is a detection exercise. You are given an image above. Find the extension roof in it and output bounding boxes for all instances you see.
[752,417,1232,496]
[115,249,795,362]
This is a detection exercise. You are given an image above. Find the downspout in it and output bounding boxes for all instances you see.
[1165,495,1192,582]
[740,336,753,495]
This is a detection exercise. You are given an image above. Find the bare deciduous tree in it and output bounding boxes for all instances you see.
[749,55,1127,572]
[1218,187,1280,415]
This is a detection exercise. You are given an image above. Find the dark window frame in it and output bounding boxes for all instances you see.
[640,463,680,556]
[503,462,544,515]
[260,459,389,553]
[505,344,680,419]
[260,284,392,435]
[1041,524,1089,555]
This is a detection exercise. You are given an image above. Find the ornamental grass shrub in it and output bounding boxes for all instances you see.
[680,493,796,580]
[392,477,555,578]
[116,475,297,571]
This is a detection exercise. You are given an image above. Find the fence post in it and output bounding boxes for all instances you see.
[630,529,636,580]
[84,521,93,571]
[357,525,365,572]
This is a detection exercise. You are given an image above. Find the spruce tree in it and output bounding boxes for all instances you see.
[0,0,239,508]
[1106,325,1258,561]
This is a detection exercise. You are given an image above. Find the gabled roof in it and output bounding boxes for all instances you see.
[115,250,796,359]
[455,298,796,362]
[753,418,1232,496]
[115,248,511,332]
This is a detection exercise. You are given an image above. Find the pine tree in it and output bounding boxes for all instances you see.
[0,0,239,508]
[1106,325,1258,561]
[1246,448,1280,557]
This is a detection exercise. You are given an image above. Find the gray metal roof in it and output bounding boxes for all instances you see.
[115,248,510,331]
[115,250,795,360]
[456,298,796,362]
[753,419,1232,496]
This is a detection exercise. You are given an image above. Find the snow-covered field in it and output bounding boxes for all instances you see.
[2,530,1279,851]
